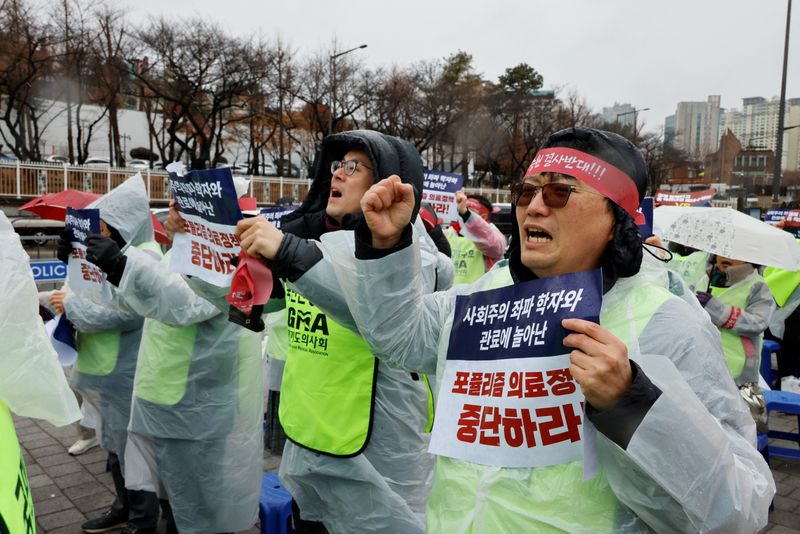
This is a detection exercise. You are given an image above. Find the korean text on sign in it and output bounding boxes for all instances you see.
[428,270,602,468]
[169,167,243,286]
[423,170,463,223]
[65,207,106,293]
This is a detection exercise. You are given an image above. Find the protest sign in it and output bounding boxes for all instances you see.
[259,205,299,230]
[636,197,654,238]
[654,188,715,206]
[423,170,464,223]
[65,208,105,293]
[169,167,242,286]
[429,270,602,468]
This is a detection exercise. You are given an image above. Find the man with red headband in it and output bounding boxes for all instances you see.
[446,191,507,284]
[253,126,774,532]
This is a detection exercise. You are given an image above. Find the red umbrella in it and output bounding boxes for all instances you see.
[19,189,100,220]
[19,189,170,245]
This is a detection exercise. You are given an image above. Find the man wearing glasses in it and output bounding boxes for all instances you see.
[249,126,774,532]
[237,130,451,533]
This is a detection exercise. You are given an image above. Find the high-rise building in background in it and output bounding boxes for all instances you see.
[664,95,721,160]
[719,96,800,171]
[601,102,636,127]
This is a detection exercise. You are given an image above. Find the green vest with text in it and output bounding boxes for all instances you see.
[0,402,35,533]
[279,288,377,456]
[710,277,761,381]
[426,264,673,532]
[446,230,486,285]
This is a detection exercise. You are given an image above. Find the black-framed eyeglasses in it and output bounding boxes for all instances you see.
[331,159,372,176]
[510,182,602,208]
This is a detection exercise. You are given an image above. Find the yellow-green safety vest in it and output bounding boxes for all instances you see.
[446,230,487,285]
[279,288,378,456]
[426,265,674,533]
[76,240,163,377]
[764,265,800,308]
[0,402,35,533]
[710,277,761,382]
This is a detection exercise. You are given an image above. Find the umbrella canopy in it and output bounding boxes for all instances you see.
[20,188,169,245]
[20,189,100,220]
[654,205,800,270]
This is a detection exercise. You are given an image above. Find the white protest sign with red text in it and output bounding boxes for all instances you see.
[169,167,243,286]
[423,170,464,223]
[429,270,602,468]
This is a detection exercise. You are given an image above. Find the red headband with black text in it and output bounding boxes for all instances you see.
[523,147,640,218]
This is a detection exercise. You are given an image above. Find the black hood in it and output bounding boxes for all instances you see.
[508,126,648,292]
[282,130,424,239]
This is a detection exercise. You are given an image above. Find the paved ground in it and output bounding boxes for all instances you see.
[13,411,800,533]
[13,414,281,533]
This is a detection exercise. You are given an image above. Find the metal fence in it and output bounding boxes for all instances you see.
[0,160,510,205]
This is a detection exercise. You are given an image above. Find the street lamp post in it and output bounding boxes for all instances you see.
[616,107,650,142]
[328,44,367,135]
[772,0,793,203]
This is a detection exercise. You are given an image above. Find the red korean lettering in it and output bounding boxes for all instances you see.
[468,372,484,396]
[191,241,202,267]
[478,406,501,446]
[523,371,548,398]
[536,404,582,446]
[451,372,469,394]
[491,372,505,397]
[507,371,523,398]
[456,404,481,443]
[546,368,577,396]
[502,408,538,448]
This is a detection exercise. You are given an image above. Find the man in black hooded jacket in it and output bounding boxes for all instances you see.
[237,130,451,533]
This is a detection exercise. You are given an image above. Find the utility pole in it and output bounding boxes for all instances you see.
[328,44,367,135]
[773,0,793,203]
[616,107,650,143]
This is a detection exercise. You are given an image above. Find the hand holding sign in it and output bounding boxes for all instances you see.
[456,190,468,216]
[562,318,632,410]
[49,290,66,315]
[236,216,284,260]
[164,198,187,240]
[361,175,415,249]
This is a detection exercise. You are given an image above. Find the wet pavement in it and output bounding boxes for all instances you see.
[13,411,800,533]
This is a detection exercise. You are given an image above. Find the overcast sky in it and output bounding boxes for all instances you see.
[121,0,799,135]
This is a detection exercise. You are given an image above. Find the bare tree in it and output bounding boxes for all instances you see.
[135,18,264,169]
[0,0,59,161]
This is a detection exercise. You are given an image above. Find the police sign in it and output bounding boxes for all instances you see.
[30,260,67,281]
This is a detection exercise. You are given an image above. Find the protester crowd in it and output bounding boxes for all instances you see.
[4,125,800,533]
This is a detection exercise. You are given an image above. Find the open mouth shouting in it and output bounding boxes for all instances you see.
[524,225,553,245]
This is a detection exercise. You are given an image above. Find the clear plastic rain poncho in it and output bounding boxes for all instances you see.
[274,219,449,534]
[101,242,263,533]
[288,232,775,534]
[0,211,81,425]
[65,174,158,459]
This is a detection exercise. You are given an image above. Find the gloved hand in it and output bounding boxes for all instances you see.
[56,230,72,264]
[695,291,713,307]
[85,234,127,286]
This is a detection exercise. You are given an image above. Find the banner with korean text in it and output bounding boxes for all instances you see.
[169,167,242,286]
[65,207,105,293]
[259,205,299,230]
[423,169,463,223]
[429,270,602,468]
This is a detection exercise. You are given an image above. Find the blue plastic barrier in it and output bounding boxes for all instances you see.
[259,472,294,534]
